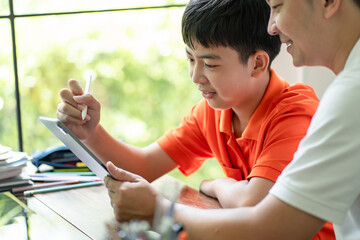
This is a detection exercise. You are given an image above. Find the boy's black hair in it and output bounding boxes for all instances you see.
[182,0,281,67]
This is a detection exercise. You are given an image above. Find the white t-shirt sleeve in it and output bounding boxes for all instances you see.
[270,72,360,224]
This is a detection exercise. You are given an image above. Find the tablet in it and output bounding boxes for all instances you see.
[39,116,110,180]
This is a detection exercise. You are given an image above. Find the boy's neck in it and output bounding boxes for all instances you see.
[232,113,248,138]
[231,71,270,138]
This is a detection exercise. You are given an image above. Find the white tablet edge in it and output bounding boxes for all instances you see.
[39,116,110,180]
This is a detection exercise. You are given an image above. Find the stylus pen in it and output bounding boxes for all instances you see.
[24,181,102,197]
[81,74,92,120]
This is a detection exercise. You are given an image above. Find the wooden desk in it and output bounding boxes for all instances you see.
[21,175,220,240]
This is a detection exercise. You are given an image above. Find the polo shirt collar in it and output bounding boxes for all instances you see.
[219,69,287,140]
[219,107,233,134]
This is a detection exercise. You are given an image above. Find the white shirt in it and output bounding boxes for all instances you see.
[270,38,360,240]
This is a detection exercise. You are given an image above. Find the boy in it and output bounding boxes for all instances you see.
[58,0,334,238]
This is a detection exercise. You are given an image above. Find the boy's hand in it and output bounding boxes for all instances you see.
[201,177,273,208]
[104,162,159,223]
[200,177,238,199]
[57,79,101,140]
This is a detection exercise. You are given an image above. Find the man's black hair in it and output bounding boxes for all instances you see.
[182,0,281,67]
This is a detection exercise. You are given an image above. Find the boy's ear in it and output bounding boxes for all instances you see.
[249,51,269,78]
[321,0,341,19]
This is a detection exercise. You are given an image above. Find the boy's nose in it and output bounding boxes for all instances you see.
[191,66,207,84]
[192,72,207,85]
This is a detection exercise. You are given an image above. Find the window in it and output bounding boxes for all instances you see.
[0,18,16,150]
[0,0,201,151]
[0,0,224,188]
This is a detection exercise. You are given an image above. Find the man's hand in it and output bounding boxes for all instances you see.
[104,162,159,223]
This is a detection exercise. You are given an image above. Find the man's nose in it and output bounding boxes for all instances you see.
[267,13,279,36]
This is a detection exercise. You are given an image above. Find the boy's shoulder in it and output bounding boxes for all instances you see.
[269,82,320,117]
[282,82,319,103]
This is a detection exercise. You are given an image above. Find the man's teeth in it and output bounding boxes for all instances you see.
[286,41,293,47]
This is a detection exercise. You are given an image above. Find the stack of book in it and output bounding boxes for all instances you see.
[0,145,33,193]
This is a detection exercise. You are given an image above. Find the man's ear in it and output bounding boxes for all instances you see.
[322,0,341,19]
[249,51,269,78]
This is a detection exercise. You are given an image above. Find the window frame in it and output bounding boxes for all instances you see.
[0,0,186,151]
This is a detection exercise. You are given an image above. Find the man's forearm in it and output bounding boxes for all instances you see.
[170,195,324,240]
[173,202,258,239]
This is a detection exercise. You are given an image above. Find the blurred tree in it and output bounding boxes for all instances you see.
[1,6,224,188]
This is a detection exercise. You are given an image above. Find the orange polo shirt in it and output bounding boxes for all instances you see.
[157,70,334,240]
[157,70,319,182]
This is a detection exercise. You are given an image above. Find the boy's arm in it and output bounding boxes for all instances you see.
[200,177,274,207]
[85,125,177,182]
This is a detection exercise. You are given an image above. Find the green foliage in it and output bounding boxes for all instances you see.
[19,39,200,150]
[0,20,18,150]
[0,6,224,187]
[20,47,80,149]
[168,158,224,189]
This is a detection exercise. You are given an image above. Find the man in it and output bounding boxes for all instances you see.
[105,0,359,239]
